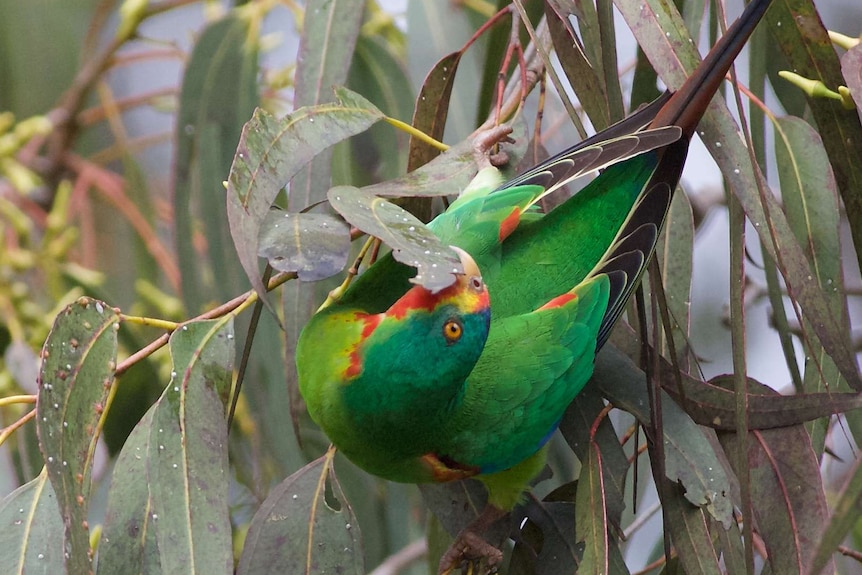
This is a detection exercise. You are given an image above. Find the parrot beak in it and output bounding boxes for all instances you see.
[450,246,481,279]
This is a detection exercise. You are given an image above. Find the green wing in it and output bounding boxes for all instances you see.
[439,275,609,473]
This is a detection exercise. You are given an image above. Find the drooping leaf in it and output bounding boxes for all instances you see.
[174,13,258,311]
[97,408,161,574]
[406,0,483,145]
[509,484,583,575]
[100,318,235,574]
[291,0,366,207]
[339,31,413,186]
[364,118,529,199]
[409,51,463,170]
[774,113,851,450]
[809,454,862,574]
[258,211,350,281]
[419,480,488,539]
[662,484,722,575]
[282,0,367,467]
[593,345,734,528]
[0,470,64,574]
[560,385,627,528]
[328,186,464,292]
[237,450,363,575]
[655,190,694,372]
[719,421,831,575]
[545,2,611,130]
[575,442,609,575]
[227,88,383,300]
[764,1,862,278]
[37,297,119,573]
[614,0,862,392]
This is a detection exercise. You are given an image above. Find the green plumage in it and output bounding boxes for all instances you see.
[297,0,772,528]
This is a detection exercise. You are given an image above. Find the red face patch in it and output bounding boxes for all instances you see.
[342,312,382,380]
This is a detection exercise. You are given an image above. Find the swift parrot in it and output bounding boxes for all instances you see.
[297,0,773,570]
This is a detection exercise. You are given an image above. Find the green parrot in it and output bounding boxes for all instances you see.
[297,0,772,570]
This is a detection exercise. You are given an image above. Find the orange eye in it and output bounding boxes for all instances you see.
[443,319,463,343]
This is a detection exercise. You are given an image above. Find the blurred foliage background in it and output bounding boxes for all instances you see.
[2,0,862,573]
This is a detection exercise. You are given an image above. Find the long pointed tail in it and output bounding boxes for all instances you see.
[649,0,773,136]
[593,0,772,348]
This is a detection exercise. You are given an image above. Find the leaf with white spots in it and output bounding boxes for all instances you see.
[258,211,350,281]
[98,318,235,575]
[328,186,463,292]
[237,449,363,575]
[0,470,65,574]
[227,87,384,301]
[37,297,119,573]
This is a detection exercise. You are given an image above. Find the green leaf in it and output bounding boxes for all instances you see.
[774,114,851,449]
[174,12,259,311]
[406,0,482,145]
[237,451,363,575]
[419,480,488,539]
[560,386,627,528]
[408,51,463,171]
[37,297,119,573]
[510,486,582,574]
[97,408,161,574]
[593,345,734,528]
[0,470,64,574]
[719,420,830,574]
[612,319,862,430]
[545,2,611,130]
[344,32,413,183]
[258,211,350,281]
[655,191,694,372]
[765,1,862,280]
[227,88,384,300]
[809,454,862,574]
[291,0,365,208]
[662,485,722,575]
[363,119,531,199]
[99,318,235,574]
[575,442,608,575]
[328,186,464,292]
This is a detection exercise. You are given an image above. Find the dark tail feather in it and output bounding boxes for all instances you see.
[593,0,771,347]
[593,182,672,349]
[649,0,773,136]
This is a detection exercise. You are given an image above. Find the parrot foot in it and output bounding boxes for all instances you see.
[437,505,508,575]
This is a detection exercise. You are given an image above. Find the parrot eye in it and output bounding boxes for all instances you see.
[443,319,463,343]
[469,276,483,291]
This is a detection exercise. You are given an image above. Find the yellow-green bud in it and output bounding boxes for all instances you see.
[117,0,148,42]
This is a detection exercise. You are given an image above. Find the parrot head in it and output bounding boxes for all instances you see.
[338,246,492,445]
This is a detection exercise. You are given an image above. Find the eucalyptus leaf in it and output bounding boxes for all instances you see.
[227,88,384,301]
[174,13,258,310]
[237,452,363,575]
[0,471,64,574]
[328,186,463,292]
[37,297,119,573]
[258,211,350,281]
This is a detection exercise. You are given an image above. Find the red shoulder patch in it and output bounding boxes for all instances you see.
[538,293,578,310]
[498,208,521,242]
